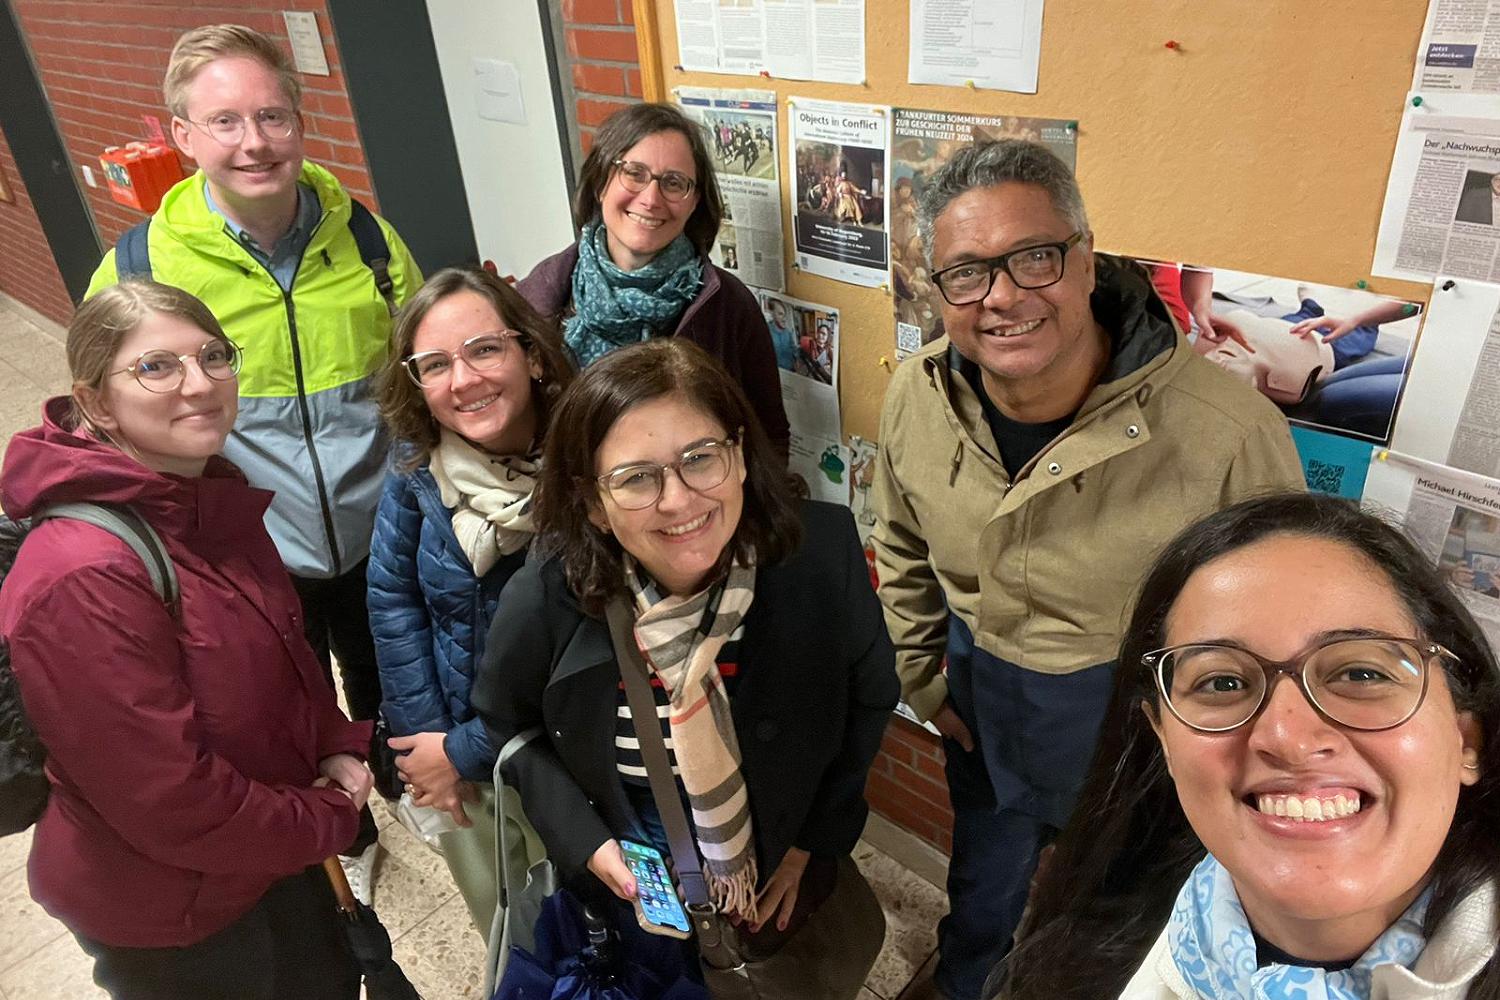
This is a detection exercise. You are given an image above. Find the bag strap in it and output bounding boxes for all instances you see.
[346,198,398,318]
[115,221,153,280]
[35,502,179,618]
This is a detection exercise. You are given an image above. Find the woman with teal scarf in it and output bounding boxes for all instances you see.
[517,103,790,460]
[997,494,1500,1000]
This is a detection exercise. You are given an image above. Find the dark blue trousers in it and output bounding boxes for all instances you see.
[933,618,1116,1000]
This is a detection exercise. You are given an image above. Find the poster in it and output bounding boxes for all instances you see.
[754,289,845,502]
[1134,259,1422,445]
[908,0,1045,93]
[788,98,891,288]
[672,0,865,84]
[1363,450,1500,655]
[1413,0,1500,95]
[890,109,1076,356]
[675,86,785,291]
[1373,94,1500,282]
[1389,276,1500,478]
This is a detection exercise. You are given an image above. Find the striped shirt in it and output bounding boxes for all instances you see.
[615,626,743,786]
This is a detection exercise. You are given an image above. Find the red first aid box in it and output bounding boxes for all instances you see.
[99,143,184,214]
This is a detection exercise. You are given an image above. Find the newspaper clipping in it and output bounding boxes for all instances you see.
[908,0,1045,93]
[891,108,1075,357]
[789,98,891,288]
[672,0,865,84]
[1373,97,1500,281]
[1390,276,1500,479]
[1413,0,1500,94]
[1364,451,1500,655]
[675,86,785,292]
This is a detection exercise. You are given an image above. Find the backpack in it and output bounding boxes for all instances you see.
[0,503,179,836]
[114,197,399,316]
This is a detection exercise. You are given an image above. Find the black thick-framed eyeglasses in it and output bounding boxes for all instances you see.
[1143,635,1456,734]
[930,231,1084,305]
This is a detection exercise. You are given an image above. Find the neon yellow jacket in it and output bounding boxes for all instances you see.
[87,161,422,577]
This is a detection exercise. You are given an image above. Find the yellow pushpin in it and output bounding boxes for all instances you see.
[1377,450,1390,462]
[964,79,976,89]
[878,356,892,370]
[879,282,890,293]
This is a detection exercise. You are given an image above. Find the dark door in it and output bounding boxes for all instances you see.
[0,0,101,303]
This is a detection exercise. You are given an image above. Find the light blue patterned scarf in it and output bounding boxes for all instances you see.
[1168,854,1431,1000]
[563,220,704,367]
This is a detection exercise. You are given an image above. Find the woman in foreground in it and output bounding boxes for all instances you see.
[1001,492,1500,1000]
[0,282,369,999]
[473,338,895,996]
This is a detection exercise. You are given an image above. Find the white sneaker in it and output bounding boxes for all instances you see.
[338,841,382,907]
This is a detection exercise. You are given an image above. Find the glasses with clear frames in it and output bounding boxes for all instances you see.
[1143,635,1456,733]
[185,107,298,146]
[930,232,1085,306]
[109,339,242,393]
[404,332,524,388]
[611,159,697,202]
[595,436,739,510]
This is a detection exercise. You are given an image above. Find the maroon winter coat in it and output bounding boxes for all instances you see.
[517,244,792,458]
[0,398,369,947]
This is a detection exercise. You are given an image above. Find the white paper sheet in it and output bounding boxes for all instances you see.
[1413,0,1500,96]
[675,87,784,292]
[907,0,1044,93]
[672,0,865,84]
[788,97,891,288]
[1390,276,1500,477]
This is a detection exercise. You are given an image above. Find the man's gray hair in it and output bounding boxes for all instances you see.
[916,140,1089,266]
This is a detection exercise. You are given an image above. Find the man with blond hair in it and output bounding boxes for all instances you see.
[87,24,422,903]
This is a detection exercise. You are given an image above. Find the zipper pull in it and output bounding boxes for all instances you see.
[949,441,963,486]
[321,249,332,267]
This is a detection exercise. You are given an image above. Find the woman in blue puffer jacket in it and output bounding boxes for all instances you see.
[369,266,574,932]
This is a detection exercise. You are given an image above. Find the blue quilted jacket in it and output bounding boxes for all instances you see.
[368,466,527,781]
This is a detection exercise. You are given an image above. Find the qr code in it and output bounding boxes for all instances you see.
[895,322,923,359]
[1306,459,1344,495]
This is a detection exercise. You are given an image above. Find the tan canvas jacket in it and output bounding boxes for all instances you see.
[871,254,1305,722]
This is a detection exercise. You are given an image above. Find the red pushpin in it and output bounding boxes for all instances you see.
[1164,39,1179,49]
[482,259,498,275]
[759,69,771,78]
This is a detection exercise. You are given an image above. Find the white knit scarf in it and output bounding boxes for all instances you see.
[427,428,538,576]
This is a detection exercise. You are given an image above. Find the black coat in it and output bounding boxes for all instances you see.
[472,501,898,883]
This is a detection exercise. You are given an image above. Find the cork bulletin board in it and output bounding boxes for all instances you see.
[635,1,1432,443]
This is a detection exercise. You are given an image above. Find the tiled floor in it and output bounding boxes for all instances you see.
[0,294,950,999]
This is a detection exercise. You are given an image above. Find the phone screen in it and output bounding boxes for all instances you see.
[621,839,690,934]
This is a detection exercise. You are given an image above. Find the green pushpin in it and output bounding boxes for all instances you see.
[1402,303,1417,316]
[1066,121,1078,131]
[1412,95,1424,107]
[1356,280,1368,289]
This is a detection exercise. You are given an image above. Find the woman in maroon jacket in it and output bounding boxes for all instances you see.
[0,282,370,1000]
[517,102,791,459]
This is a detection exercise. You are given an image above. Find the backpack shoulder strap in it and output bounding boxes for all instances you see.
[34,503,180,618]
[114,221,153,281]
[346,198,397,317]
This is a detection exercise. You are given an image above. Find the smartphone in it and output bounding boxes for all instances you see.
[620,839,691,939]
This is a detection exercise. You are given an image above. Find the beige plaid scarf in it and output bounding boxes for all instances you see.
[625,557,759,920]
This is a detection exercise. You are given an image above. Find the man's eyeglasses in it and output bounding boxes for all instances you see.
[110,340,242,393]
[185,107,298,146]
[611,159,697,202]
[931,232,1084,306]
[404,332,524,388]
[1144,635,1455,733]
[596,436,739,510]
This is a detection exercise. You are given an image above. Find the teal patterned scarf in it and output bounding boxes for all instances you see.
[564,220,704,367]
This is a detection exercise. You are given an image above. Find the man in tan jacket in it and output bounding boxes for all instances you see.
[870,140,1304,1000]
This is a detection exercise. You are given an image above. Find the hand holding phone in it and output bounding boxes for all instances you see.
[621,839,690,939]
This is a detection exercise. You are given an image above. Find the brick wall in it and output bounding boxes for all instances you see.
[0,124,74,325]
[867,715,955,855]
[561,0,643,152]
[1,0,373,284]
